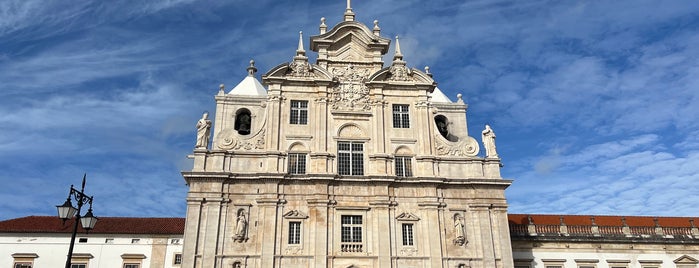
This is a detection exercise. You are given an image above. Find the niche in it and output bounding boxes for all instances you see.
[434,115,458,142]
[234,109,252,135]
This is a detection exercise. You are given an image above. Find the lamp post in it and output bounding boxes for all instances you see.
[56,174,98,268]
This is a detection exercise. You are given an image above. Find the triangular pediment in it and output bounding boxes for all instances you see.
[396,212,420,221]
[283,210,308,219]
[674,255,699,264]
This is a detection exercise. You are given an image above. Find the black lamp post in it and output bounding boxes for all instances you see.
[56,174,98,268]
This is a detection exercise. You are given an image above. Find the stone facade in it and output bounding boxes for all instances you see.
[181,2,512,268]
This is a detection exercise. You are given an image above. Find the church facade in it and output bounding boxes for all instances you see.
[182,2,512,268]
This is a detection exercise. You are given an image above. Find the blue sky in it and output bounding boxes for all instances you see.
[1,0,698,220]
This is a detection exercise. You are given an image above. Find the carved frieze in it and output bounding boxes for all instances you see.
[434,135,480,156]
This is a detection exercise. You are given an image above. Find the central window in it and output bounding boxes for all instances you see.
[392,104,410,128]
[288,153,307,174]
[290,100,308,125]
[395,156,413,177]
[338,141,364,175]
[341,215,363,252]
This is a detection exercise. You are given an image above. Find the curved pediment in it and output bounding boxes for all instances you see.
[310,21,391,61]
[263,62,333,81]
[367,66,436,86]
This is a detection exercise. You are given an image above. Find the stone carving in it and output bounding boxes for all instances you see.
[283,210,308,219]
[288,61,313,78]
[396,212,420,221]
[284,246,302,255]
[195,112,212,149]
[435,135,479,156]
[233,209,248,242]
[400,247,417,256]
[481,124,498,158]
[388,64,412,81]
[338,124,365,138]
[453,213,466,246]
[330,64,372,111]
[218,129,266,151]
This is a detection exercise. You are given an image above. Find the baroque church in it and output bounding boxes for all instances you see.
[1,2,699,268]
[183,2,511,267]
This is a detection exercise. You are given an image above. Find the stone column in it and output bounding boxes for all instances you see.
[370,199,392,267]
[419,201,443,268]
[182,197,203,268]
[200,197,224,268]
[257,198,281,267]
[307,198,331,268]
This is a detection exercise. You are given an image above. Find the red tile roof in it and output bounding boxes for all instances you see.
[0,216,184,235]
[508,214,697,227]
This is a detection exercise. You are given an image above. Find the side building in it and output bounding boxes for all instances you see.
[182,3,511,268]
[2,214,698,267]
[0,216,184,268]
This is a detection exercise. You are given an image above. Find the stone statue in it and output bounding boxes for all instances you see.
[453,213,466,246]
[233,210,247,242]
[195,112,212,149]
[481,124,498,158]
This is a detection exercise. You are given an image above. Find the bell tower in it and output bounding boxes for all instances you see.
[182,2,513,267]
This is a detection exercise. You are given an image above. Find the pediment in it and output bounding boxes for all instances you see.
[283,210,308,219]
[310,21,391,58]
[396,212,420,221]
[367,67,436,86]
[262,62,333,81]
[674,255,699,264]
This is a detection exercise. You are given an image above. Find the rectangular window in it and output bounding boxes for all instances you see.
[78,237,88,243]
[402,223,414,246]
[131,239,140,244]
[71,264,87,268]
[290,100,308,125]
[395,156,413,177]
[340,215,363,252]
[124,264,140,268]
[288,221,301,244]
[14,263,32,268]
[338,142,364,175]
[288,153,307,174]
[392,104,410,128]
[173,253,182,265]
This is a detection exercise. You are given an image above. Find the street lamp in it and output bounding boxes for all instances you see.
[56,174,98,268]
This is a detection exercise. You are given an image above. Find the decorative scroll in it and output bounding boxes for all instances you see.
[434,135,479,156]
[218,129,266,150]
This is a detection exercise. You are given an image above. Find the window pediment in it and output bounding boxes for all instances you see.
[283,210,308,219]
[396,212,420,221]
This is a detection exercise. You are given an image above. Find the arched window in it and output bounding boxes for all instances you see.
[234,109,252,135]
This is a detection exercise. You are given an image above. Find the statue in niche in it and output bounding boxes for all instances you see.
[195,112,212,149]
[234,110,251,135]
[233,209,247,242]
[481,124,498,158]
[434,115,458,142]
[453,213,466,246]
